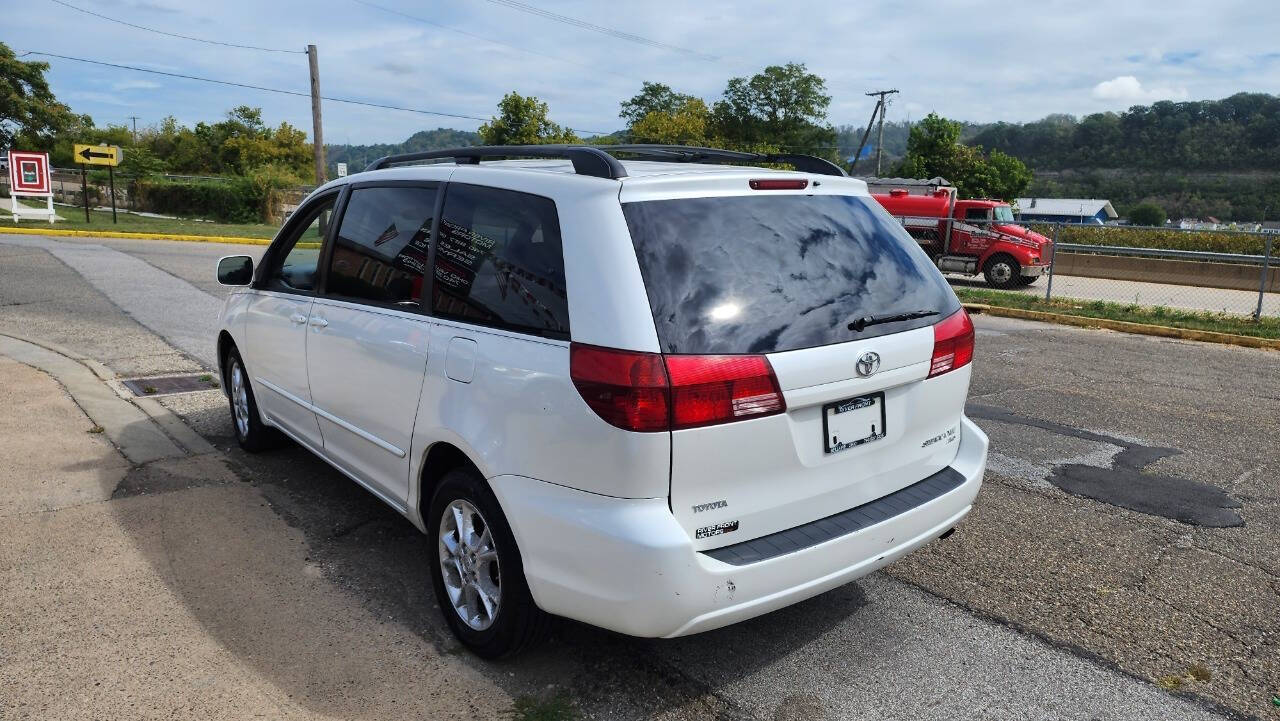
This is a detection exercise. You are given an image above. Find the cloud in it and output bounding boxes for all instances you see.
[1091,76,1189,103]
[112,80,162,91]
[375,62,415,76]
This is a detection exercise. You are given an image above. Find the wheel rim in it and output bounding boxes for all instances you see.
[991,261,1014,284]
[230,360,251,439]
[439,499,501,631]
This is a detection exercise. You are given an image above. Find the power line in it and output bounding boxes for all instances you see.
[23,51,615,135]
[481,0,718,61]
[352,0,635,81]
[47,0,303,53]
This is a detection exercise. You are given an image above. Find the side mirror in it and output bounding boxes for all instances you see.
[217,255,254,286]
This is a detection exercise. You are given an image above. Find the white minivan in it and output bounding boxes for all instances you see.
[215,145,988,657]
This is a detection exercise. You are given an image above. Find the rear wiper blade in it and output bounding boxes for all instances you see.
[847,309,939,332]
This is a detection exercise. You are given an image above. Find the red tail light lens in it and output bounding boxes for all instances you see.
[929,309,975,378]
[570,344,786,432]
[665,355,785,430]
[749,179,809,190]
[570,344,669,432]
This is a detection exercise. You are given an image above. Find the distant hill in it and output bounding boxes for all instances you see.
[325,128,480,174]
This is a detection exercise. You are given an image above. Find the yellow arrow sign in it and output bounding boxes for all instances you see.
[74,144,121,167]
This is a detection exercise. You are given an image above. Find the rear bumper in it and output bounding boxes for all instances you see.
[490,415,989,638]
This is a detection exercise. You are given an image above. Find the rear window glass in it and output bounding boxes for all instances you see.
[622,194,959,354]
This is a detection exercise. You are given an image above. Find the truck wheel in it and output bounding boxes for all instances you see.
[429,468,551,658]
[983,255,1020,289]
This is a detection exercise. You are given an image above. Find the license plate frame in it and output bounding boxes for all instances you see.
[822,392,886,454]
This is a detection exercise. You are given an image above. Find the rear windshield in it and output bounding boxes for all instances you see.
[622,194,959,354]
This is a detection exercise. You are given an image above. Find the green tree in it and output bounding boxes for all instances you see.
[898,113,1032,200]
[620,82,698,126]
[0,42,80,150]
[709,62,836,155]
[478,92,579,146]
[630,98,711,145]
[1127,202,1167,226]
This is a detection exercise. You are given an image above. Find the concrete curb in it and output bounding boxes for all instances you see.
[0,225,271,245]
[0,333,215,463]
[963,303,1280,351]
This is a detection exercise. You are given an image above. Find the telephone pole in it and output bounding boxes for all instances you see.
[864,89,898,176]
[307,44,326,186]
[128,116,139,144]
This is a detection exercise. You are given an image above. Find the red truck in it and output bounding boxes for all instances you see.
[870,184,1052,288]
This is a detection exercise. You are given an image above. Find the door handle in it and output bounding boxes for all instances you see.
[289,313,307,324]
[309,316,329,328]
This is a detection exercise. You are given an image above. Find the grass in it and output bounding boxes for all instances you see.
[510,694,579,721]
[2,196,279,239]
[954,287,1280,340]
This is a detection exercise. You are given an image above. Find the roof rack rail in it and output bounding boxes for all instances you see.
[604,144,847,177]
[364,145,628,179]
[363,143,847,179]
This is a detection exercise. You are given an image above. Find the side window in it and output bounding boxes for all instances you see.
[432,184,569,337]
[965,208,991,222]
[266,194,335,293]
[325,185,437,306]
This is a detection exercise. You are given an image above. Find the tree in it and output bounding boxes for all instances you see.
[898,113,1032,200]
[478,92,579,146]
[0,42,80,150]
[630,98,711,145]
[620,82,698,127]
[710,63,836,155]
[1127,202,1167,227]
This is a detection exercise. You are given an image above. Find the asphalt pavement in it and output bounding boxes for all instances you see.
[3,232,1274,720]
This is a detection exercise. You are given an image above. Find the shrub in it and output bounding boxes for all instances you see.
[132,167,298,223]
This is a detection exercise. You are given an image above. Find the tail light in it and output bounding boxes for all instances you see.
[749,179,808,190]
[929,309,975,378]
[570,344,786,432]
[665,355,785,430]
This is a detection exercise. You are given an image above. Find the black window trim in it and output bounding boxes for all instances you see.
[315,180,441,315]
[255,188,343,296]
[428,181,571,341]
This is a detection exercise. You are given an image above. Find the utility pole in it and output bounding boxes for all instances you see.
[864,89,898,176]
[307,44,326,186]
[128,116,139,144]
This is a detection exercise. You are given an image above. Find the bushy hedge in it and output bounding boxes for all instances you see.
[1029,224,1272,256]
[132,170,296,223]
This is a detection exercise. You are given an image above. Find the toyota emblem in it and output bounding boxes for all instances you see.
[856,351,881,377]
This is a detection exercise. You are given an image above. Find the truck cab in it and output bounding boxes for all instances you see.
[872,186,1052,289]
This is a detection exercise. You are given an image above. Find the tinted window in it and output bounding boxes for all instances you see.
[326,186,437,306]
[622,194,959,354]
[432,184,569,337]
[267,194,335,292]
[965,208,990,221]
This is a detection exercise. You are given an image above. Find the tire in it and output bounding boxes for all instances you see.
[224,349,279,452]
[428,468,551,658]
[1015,274,1039,286]
[983,254,1021,289]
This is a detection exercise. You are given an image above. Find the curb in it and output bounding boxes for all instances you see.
[0,225,271,245]
[0,332,216,462]
[963,303,1280,351]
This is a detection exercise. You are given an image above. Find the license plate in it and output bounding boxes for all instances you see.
[823,393,886,454]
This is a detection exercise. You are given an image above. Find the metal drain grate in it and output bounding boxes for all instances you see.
[121,374,220,397]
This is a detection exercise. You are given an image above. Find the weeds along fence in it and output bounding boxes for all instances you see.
[887,215,1279,320]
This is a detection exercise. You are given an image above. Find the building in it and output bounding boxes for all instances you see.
[1014,197,1117,225]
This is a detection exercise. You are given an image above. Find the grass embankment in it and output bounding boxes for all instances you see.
[955,287,1280,339]
[1031,223,1273,256]
[2,197,278,239]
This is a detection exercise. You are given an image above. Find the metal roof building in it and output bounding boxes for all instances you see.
[1014,198,1118,225]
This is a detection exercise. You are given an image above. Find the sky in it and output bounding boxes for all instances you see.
[8,0,1280,145]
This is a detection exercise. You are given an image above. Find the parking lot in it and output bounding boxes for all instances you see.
[2,232,1277,720]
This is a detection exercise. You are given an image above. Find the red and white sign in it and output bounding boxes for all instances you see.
[8,151,52,196]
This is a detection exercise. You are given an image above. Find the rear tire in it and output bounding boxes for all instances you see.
[428,468,551,658]
[983,254,1021,289]
[224,349,279,452]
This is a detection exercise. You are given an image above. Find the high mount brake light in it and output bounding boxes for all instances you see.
[570,344,786,432]
[749,179,808,190]
[929,309,975,378]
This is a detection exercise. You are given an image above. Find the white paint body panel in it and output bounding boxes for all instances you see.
[242,291,323,447]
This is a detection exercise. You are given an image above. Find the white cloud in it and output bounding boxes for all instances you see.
[112,80,162,92]
[1091,75,1189,103]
